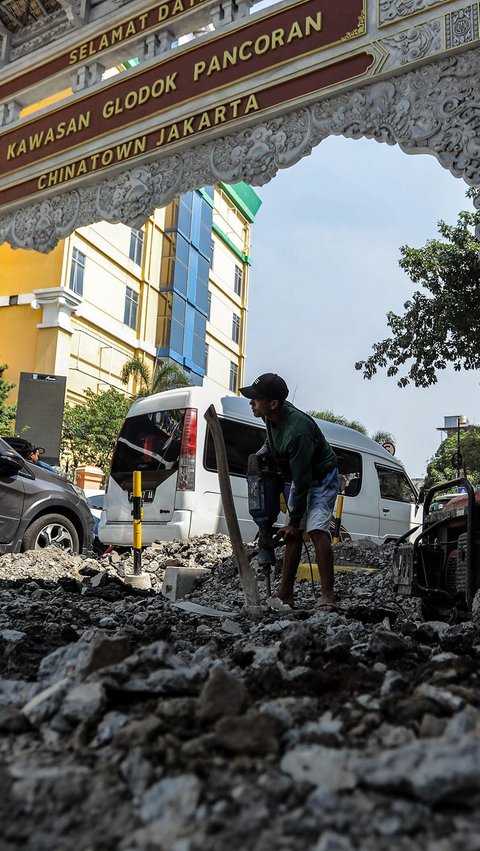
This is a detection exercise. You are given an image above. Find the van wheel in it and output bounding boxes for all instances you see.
[22,514,80,554]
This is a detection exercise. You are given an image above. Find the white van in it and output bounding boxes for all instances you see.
[99,384,420,547]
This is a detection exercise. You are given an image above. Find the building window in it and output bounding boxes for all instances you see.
[129,228,144,265]
[124,286,139,330]
[232,312,240,344]
[234,264,243,296]
[211,239,215,268]
[207,292,212,321]
[229,361,238,393]
[177,193,193,239]
[69,248,85,296]
[204,343,209,373]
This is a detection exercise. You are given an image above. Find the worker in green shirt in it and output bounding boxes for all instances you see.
[240,372,339,610]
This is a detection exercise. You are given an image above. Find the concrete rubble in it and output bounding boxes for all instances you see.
[0,535,479,850]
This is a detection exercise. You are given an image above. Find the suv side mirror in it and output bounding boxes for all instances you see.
[0,449,23,475]
[417,486,425,505]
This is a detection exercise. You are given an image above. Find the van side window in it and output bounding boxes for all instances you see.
[335,447,362,497]
[205,418,266,476]
[376,465,417,503]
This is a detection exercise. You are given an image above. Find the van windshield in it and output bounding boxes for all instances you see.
[110,409,185,490]
[376,465,418,503]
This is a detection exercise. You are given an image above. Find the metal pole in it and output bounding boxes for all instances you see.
[457,417,461,479]
[132,469,143,575]
[332,492,345,544]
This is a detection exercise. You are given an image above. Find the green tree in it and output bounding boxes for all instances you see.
[0,363,16,435]
[61,388,131,471]
[371,430,395,447]
[355,191,480,387]
[425,428,480,489]
[121,357,192,398]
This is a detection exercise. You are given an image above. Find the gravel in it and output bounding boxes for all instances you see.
[0,535,479,850]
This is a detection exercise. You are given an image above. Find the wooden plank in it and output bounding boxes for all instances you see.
[204,404,262,618]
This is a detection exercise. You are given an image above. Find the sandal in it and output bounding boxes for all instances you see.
[315,602,338,613]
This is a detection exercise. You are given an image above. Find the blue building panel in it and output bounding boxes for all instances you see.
[158,190,213,379]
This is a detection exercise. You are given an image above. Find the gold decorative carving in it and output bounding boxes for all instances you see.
[340,8,367,42]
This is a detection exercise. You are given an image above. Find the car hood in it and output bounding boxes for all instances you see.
[25,462,80,501]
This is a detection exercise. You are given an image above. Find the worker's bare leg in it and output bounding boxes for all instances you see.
[277,535,303,607]
[309,529,335,606]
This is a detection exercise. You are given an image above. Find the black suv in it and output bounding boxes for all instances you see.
[0,437,94,555]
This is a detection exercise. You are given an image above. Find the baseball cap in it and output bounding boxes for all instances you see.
[239,373,289,402]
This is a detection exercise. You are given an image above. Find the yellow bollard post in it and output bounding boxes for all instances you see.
[132,470,143,575]
[332,493,345,544]
[123,471,151,589]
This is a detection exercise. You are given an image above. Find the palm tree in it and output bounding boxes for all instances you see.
[121,356,192,398]
[309,410,396,448]
[308,409,368,435]
[371,430,395,447]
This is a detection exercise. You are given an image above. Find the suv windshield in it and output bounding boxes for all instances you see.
[111,409,185,491]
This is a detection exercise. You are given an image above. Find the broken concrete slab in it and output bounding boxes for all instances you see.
[162,566,211,601]
[172,601,237,618]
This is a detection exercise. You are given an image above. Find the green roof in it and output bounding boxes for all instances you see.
[220,182,262,223]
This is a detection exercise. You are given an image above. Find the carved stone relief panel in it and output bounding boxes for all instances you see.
[10,13,73,60]
[379,19,443,69]
[379,0,450,27]
[445,4,479,48]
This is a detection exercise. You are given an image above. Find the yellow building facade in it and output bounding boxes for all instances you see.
[0,182,261,408]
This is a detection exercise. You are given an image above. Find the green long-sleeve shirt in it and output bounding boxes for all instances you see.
[263,402,337,526]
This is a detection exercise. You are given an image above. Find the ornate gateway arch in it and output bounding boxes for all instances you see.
[0,0,479,251]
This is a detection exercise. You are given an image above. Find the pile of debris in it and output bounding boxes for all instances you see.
[0,537,479,851]
[101,534,234,592]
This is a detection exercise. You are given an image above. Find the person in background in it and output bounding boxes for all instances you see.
[240,372,339,611]
[4,437,58,474]
[25,444,58,474]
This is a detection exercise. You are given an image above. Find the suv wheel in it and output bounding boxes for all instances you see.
[22,514,80,553]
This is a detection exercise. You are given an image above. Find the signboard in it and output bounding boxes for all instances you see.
[0,0,364,169]
[382,442,396,456]
[1,0,218,102]
[1,0,479,250]
[16,373,67,465]
[0,51,373,209]
[0,0,367,213]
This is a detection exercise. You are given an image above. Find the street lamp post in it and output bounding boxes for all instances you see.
[436,415,468,479]
[456,416,462,478]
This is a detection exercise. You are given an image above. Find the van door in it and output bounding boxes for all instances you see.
[333,447,382,540]
[376,464,418,540]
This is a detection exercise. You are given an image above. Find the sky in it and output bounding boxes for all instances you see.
[244,135,477,479]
